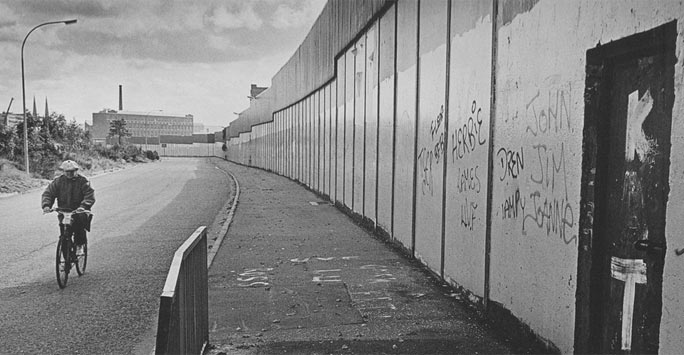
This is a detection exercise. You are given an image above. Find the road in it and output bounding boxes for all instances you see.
[0,157,231,354]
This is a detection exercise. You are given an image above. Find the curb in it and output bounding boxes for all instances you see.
[147,160,239,355]
[207,164,240,268]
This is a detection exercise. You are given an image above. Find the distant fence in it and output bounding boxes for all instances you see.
[155,226,209,355]
[136,143,224,157]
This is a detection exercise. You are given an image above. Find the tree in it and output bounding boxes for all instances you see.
[0,124,16,159]
[108,118,131,146]
[64,118,90,151]
[13,111,40,159]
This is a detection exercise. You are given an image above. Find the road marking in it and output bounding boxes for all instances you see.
[312,269,342,282]
[360,264,396,282]
[291,257,310,263]
[353,296,392,301]
[610,256,647,350]
[237,276,268,282]
[238,282,269,288]
[314,269,342,273]
[290,255,358,263]
[238,268,272,287]
[350,291,396,313]
[360,264,389,270]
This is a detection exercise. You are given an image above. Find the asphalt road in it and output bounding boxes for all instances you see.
[0,157,231,354]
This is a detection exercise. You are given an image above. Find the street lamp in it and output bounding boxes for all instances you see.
[144,109,162,146]
[21,19,77,176]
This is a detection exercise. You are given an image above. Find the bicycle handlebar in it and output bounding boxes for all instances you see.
[45,208,92,215]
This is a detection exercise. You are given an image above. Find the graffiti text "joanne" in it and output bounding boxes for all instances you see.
[522,192,576,245]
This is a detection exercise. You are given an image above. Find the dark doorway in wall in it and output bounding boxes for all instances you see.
[576,21,676,354]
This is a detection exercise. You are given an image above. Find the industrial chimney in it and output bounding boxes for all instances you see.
[119,85,123,111]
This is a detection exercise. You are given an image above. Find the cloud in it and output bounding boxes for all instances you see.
[0,0,327,128]
[0,3,18,27]
[13,0,124,19]
[271,0,326,29]
[34,53,286,126]
[207,34,234,52]
[206,3,263,31]
[0,0,324,64]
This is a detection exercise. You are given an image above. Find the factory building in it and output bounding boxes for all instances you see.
[90,110,193,145]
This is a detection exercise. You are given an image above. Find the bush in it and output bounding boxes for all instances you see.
[0,125,16,159]
[0,108,156,179]
[33,152,62,179]
[144,150,160,160]
[93,143,121,160]
[123,145,145,162]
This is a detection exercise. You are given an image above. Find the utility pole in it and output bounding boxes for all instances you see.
[4,98,13,126]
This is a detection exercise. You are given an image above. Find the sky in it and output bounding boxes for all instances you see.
[0,0,327,130]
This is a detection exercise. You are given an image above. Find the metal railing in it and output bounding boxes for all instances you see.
[155,226,209,355]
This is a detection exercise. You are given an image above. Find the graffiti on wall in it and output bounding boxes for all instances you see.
[418,105,446,196]
[524,87,572,137]
[452,100,487,162]
[497,146,524,181]
[501,188,525,220]
[417,147,434,196]
[457,166,481,193]
[449,100,487,231]
[461,198,478,231]
[523,142,576,244]
[498,83,577,245]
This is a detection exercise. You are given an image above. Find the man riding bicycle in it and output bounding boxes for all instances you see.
[41,160,95,248]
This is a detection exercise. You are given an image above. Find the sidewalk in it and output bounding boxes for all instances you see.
[206,161,523,355]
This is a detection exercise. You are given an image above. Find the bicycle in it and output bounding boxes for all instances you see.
[46,208,91,288]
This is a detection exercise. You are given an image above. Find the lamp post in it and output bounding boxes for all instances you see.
[21,19,77,176]
[144,109,162,147]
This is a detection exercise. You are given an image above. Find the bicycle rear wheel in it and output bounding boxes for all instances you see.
[75,241,87,276]
[56,238,70,288]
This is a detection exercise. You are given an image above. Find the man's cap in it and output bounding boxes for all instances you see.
[59,160,80,171]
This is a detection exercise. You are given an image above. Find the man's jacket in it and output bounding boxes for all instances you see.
[41,174,95,211]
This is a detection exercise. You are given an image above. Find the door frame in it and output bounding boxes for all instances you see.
[574,20,677,354]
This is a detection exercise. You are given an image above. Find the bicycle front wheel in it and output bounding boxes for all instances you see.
[56,238,70,288]
[75,241,87,276]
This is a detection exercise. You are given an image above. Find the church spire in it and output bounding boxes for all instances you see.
[32,96,37,120]
[44,97,50,136]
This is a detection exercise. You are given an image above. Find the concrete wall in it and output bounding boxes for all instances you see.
[445,0,493,301]
[491,1,581,350]
[222,0,684,353]
[393,0,418,251]
[271,0,391,110]
[491,1,683,352]
[136,143,222,157]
